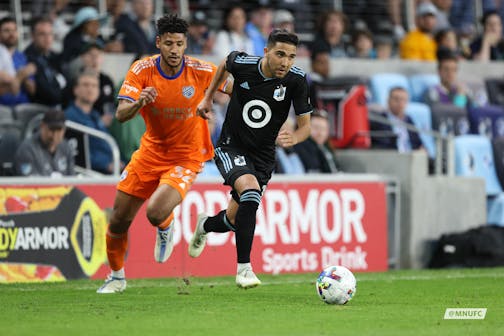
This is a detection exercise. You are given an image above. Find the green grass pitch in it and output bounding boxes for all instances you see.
[2,268,503,336]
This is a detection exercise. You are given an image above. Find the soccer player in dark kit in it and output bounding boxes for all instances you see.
[189,29,313,288]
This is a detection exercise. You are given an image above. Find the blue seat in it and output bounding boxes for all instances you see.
[467,105,504,138]
[430,103,470,136]
[406,102,436,158]
[368,73,410,107]
[408,73,440,102]
[454,135,504,225]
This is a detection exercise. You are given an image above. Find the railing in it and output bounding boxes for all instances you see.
[367,112,455,176]
[65,120,121,177]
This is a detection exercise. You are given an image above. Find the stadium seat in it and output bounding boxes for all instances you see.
[492,136,504,190]
[430,103,470,136]
[485,77,504,107]
[467,105,504,138]
[454,134,504,225]
[408,73,439,102]
[0,127,22,176]
[0,104,14,122]
[406,102,436,158]
[368,73,410,107]
[13,103,51,134]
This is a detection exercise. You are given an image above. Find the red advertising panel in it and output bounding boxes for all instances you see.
[0,179,387,282]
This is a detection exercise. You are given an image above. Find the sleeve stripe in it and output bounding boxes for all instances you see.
[117,95,136,102]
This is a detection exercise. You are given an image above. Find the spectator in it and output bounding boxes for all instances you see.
[399,2,438,61]
[28,0,71,52]
[14,108,75,177]
[294,110,339,173]
[435,28,467,58]
[245,4,273,56]
[432,0,453,32]
[424,48,473,109]
[64,70,115,174]
[348,29,376,58]
[61,6,116,64]
[311,10,348,58]
[24,16,68,107]
[114,0,157,55]
[0,16,36,106]
[186,11,215,55]
[374,33,395,59]
[0,36,19,97]
[370,87,422,152]
[66,42,116,124]
[272,9,310,57]
[212,4,254,59]
[470,10,504,61]
[308,46,331,83]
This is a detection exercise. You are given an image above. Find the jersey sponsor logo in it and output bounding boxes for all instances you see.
[182,86,195,99]
[240,81,250,90]
[242,99,272,129]
[234,155,246,166]
[273,85,286,101]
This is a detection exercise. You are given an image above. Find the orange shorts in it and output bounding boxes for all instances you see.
[117,151,203,200]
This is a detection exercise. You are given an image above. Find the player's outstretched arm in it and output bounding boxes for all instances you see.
[197,59,229,120]
[115,87,157,122]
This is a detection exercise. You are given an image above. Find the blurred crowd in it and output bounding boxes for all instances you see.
[0,0,503,177]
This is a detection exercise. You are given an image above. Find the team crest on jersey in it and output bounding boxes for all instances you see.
[273,84,286,101]
[234,155,246,166]
[182,86,195,98]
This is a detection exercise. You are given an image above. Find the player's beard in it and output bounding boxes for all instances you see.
[161,54,183,71]
[266,58,288,79]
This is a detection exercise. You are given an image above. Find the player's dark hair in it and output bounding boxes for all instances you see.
[30,16,53,33]
[156,13,188,36]
[267,28,299,48]
[0,16,16,28]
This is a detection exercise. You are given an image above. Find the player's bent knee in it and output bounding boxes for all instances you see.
[146,208,166,226]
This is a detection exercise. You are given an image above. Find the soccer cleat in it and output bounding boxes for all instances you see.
[154,223,174,263]
[188,214,208,258]
[236,268,262,289]
[96,274,127,294]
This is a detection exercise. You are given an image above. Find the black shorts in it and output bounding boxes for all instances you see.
[214,146,273,190]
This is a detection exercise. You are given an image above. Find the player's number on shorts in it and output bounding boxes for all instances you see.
[242,100,272,128]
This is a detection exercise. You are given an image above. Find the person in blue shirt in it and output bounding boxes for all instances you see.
[64,70,116,174]
[0,16,36,106]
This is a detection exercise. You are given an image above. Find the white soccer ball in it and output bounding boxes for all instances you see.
[316,265,357,305]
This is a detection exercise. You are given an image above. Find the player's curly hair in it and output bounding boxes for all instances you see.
[267,29,299,48]
[156,13,188,35]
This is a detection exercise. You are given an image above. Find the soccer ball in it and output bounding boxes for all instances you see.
[316,265,357,305]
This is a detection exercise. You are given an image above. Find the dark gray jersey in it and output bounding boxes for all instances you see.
[218,51,312,167]
[14,132,75,176]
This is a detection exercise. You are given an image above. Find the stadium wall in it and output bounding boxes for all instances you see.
[0,174,390,282]
[336,149,486,269]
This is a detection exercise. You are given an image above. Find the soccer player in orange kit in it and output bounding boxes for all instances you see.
[97,14,224,293]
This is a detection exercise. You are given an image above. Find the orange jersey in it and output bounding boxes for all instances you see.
[118,55,216,164]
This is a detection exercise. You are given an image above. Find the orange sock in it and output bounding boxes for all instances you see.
[106,229,128,271]
[158,213,174,230]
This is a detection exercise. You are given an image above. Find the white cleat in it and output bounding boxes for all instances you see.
[236,268,262,289]
[154,224,174,263]
[96,274,127,294]
[188,214,208,258]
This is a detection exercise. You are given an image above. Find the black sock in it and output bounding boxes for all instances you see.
[235,189,261,263]
[203,210,235,233]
